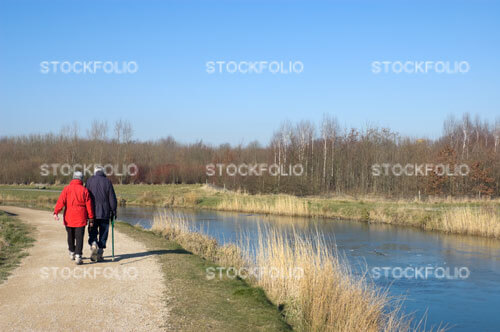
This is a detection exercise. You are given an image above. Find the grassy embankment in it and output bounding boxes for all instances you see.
[0,211,35,283]
[151,212,439,331]
[116,221,291,331]
[1,183,499,238]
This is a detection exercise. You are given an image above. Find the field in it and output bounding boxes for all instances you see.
[1,183,499,239]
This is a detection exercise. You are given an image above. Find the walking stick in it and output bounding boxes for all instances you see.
[111,215,115,261]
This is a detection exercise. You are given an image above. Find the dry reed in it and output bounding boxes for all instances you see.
[151,213,432,331]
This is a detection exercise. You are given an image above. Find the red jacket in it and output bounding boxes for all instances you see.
[54,179,94,227]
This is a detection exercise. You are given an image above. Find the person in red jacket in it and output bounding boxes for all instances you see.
[53,171,94,265]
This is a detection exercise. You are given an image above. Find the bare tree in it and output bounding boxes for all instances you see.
[494,117,500,153]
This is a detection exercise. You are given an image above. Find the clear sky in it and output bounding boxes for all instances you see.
[0,0,499,145]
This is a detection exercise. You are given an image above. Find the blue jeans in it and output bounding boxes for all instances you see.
[88,219,110,249]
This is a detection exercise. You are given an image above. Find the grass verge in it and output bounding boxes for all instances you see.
[0,210,35,283]
[114,221,291,332]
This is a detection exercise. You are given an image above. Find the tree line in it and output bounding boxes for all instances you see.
[1,114,499,198]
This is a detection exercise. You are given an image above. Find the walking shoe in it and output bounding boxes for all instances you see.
[90,241,98,262]
[69,251,75,260]
[75,254,83,265]
[97,248,104,262]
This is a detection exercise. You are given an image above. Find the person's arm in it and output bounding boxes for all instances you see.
[53,187,67,221]
[85,189,94,220]
[85,189,95,228]
[85,177,95,202]
[109,181,117,219]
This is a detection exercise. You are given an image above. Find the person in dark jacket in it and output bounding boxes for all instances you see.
[86,166,117,262]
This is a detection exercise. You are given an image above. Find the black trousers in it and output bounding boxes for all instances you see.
[66,226,85,256]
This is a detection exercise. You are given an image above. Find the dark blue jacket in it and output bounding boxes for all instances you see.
[86,171,117,219]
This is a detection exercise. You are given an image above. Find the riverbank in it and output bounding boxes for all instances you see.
[1,184,499,239]
[116,221,291,331]
[151,212,417,331]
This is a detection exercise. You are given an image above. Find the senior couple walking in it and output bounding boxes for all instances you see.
[53,166,117,265]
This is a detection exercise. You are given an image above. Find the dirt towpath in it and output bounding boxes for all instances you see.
[0,206,169,332]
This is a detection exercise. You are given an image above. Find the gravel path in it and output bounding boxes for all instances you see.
[0,206,169,332]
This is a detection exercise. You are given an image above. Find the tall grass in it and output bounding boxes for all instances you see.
[151,212,246,268]
[432,207,500,238]
[253,226,412,331]
[217,195,311,217]
[369,205,500,238]
[152,213,426,331]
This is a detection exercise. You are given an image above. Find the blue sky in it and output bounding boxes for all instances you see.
[0,0,499,145]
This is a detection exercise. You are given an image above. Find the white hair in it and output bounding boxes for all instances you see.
[94,165,104,175]
[73,171,83,180]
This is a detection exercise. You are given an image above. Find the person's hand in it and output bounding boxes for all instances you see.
[88,218,95,228]
[53,213,59,221]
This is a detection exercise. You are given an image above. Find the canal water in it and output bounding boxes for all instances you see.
[119,205,500,331]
